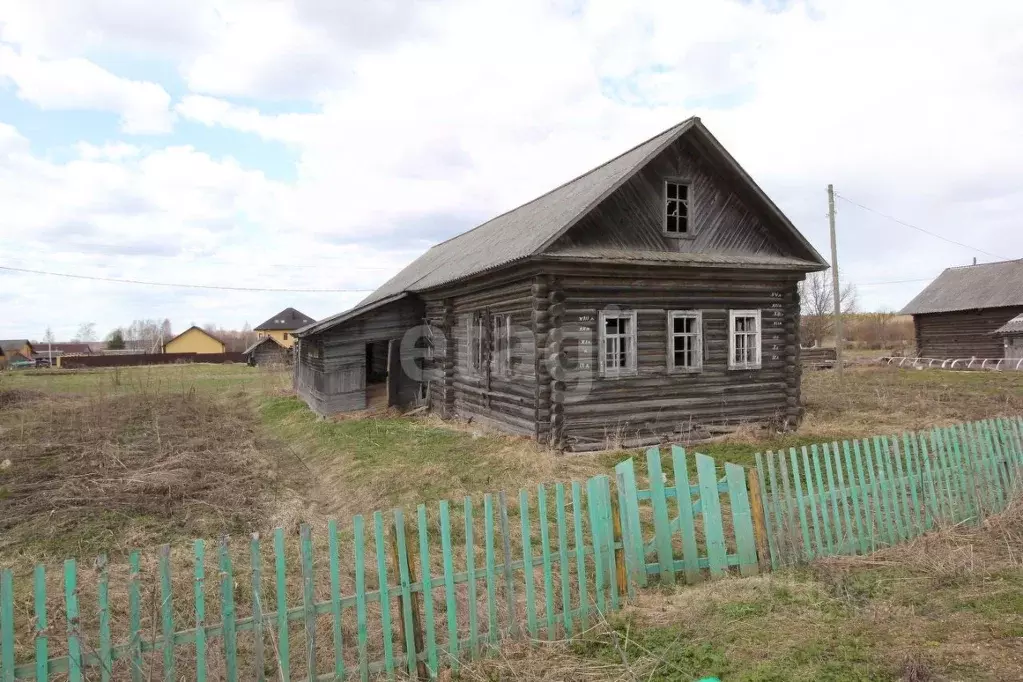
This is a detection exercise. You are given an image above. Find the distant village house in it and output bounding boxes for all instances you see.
[255,308,314,349]
[900,260,1023,360]
[162,326,227,354]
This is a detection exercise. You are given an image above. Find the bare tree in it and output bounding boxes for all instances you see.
[42,327,55,345]
[73,322,96,342]
[799,270,857,347]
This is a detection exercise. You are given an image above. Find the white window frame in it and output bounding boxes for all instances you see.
[599,310,637,378]
[663,179,693,237]
[667,310,703,373]
[491,313,511,376]
[729,310,762,370]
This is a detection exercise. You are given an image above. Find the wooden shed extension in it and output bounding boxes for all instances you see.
[296,117,828,449]
[901,261,1023,359]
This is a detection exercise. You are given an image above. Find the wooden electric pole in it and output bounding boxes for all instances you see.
[827,184,843,380]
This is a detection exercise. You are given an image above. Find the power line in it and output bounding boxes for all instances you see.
[856,277,935,286]
[834,193,1009,261]
[0,264,375,293]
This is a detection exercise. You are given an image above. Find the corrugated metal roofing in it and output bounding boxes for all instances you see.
[296,293,408,338]
[993,313,1023,336]
[360,119,699,306]
[309,117,827,336]
[900,260,1023,315]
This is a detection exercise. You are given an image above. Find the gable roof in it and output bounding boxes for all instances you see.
[993,313,1023,336]
[244,335,285,355]
[0,340,32,354]
[255,308,315,331]
[162,326,225,349]
[359,117,825,308]
[900,260,1023,315]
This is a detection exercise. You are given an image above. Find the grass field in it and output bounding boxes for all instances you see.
[1,362,1021,679]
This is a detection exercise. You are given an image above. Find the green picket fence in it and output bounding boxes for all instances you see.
[754,417,1023,567]
[3,417,1021,680]
[0,475,624,681]
[613,447,763,588]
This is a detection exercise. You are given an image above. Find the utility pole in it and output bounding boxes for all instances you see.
[827,184,843,380]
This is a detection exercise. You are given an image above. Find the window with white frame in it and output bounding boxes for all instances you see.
[491,313,511,375]
[668,311,702,371]
[599,310,637,377]
[664,181,691,235]
[729,310,762,370]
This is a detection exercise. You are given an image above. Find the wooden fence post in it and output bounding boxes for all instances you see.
[746,469,771,572]
[609,485,629,600]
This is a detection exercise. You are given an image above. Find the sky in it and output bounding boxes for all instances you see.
[1,0,1021,341]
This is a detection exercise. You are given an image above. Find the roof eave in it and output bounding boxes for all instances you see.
[295,292,409,338]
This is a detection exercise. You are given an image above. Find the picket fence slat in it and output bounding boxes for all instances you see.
[33,565,48,682]
[571,481,588,631]
[725,462,758,576]
[483,494,499,645]
[585,478,606,614]
[273,528,291,682]
[537,485,556,641]
[822,444,843,553]
[392,510,418,678]
[555,484,573,636]
[670,446,702,583]
[809,445,833,555]
[645,448,676,585]
[439,501,459,673]
[1,569,13,682]
[375,511,396,679]
[220,537,238,682]
[462,499,479,660]
[417,504,438,676]
[65,559,82,682]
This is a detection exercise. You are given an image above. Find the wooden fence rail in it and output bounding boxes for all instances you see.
[1,417,1021,679]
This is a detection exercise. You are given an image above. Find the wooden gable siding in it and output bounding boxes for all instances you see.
[422,276,539,436]
[914,306,1023,359]
[552,264,801,450]
[551,136,788,257]
[295,297,424,415]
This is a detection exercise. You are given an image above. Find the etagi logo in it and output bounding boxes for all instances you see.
[397,318,597,403]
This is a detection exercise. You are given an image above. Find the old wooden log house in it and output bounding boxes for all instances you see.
[294,117,828,451]
[901,260,1023,360]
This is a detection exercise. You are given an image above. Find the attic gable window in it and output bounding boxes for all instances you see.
[664,181,692,236]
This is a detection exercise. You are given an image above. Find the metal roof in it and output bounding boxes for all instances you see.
[308,117,827,336]
[255,308,314,331]
[900,260,1023,315]
[993,313,1023,336]
[295,292,408,338]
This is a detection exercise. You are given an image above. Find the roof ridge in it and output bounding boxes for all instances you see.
[947,258,1023,271]
[425,117,698,251]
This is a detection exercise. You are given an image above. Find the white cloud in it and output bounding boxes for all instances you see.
[0,46,175,133]
[2,0,1023,336]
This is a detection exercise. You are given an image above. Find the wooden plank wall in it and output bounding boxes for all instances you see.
[549,135,800,259]
[296,297,424,415]
[914,306,1023,358]
[553,266,802,451]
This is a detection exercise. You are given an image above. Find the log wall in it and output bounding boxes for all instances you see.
[423,276,538,436]
[548,264,802,450]
[914,306,1023,359]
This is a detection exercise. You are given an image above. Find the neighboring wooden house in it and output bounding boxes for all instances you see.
[993,313,1023,364]
[255,308,314,349]
[162,326,226,354]
[294,117,828,450]
[244,336,288,366]
[900,261,1023,359]
[0,340,34,362]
